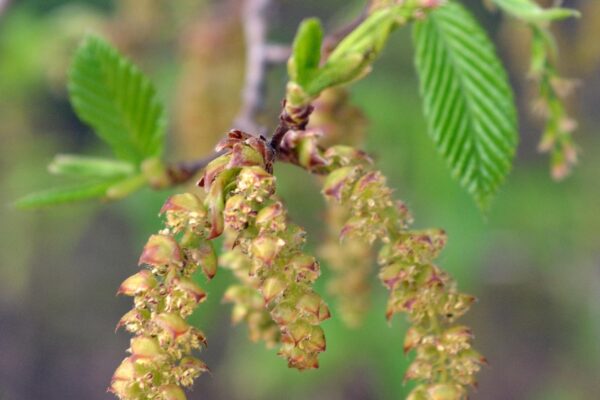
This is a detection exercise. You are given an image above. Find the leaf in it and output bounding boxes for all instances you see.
[305,54,366,96]
[14,179,119,209]
[48,154,135,178]
[413,3,518,208]
[68,35,166,163]
[289,18,323,86]
[491,0,580,23]
[305,8,398,96]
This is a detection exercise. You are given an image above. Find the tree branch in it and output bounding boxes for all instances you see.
[167,1,371,183]
[0,0,11,17]
[233,0,275,134]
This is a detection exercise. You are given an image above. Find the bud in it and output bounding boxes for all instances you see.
[322,166,357,201]
[118,270,157,296]
[403,326,425,354]
[228,142,265,168]
[261,276,287,304]
[161,193,205,215]
[255,202,286,232]
[271,301,299,326]
[139,235,182,267]
[442,326,473,354]
[427,383,465,400]
[340,216,368,241]
[285,321,312,345]
[129,336,165,360]
[289,254,320,283]
[154,313,190,340]
[224,194,253,231]
[404,359,432,381]
[353,170,383,194]
[378,262,408,290]
[301,325,326,353]
[251,235,285,265]
[109,357,138,398]
[406,385,428,400]
[173,277,207,304]
[116,309,146,333]
[187,239,217,280]
[323,145,370,166]
[205,169,235,239]
[199,154,230,190]
[393,229,446,264]
[179,356,209,384]
[443,293,476,321]
[297,292,330,322]
[159,384,187,400]
[297,135,328,170]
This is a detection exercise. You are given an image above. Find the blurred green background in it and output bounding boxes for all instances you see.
[1,0,599,399]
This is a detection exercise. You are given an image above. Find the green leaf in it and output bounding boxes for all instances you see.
[304,8,399,96]
[327,8,396,63]
[48,154,135,178]
[491,0,580,23]
[105,173,148,200]
[289,18,323,86]
[305,54,366,96]
[14,179,119,209]
[68,35,166,163]
[413,3,518,208]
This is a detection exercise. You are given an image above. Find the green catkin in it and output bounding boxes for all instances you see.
[112,130,331,400]
[321,145,485,400]
[280,126,485,399]
[310,88,373,327]
[111,194,215,400]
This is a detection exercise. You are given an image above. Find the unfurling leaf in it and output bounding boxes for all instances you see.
[69,35,166,163]
[48,154,135,178]
[14,179,119,209]
[413,2,518,209]
[491,0,580,23]
[289,18,323,87]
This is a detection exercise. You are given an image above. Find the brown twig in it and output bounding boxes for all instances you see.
[269,4,370,154]
[168,0,281,183]
[233,0,276,134]
[168,0,370,183]
[0,0,11,17]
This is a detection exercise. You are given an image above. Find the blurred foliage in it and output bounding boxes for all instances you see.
[1,0,599,399]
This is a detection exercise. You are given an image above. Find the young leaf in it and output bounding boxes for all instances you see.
[289,18,323,86]
[305,8,398,96]
[14,179,119,209]
[413,2,518,208]
[68,35,166,163]
[48,154,135,178]
[491,0,580,23]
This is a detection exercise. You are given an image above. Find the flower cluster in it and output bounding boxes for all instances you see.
[530,27,578,180]
[111,192,216,400]
[280,128,484,399]
[219,165,330,369]
[112,129,330,398]
[307,88,373,327]
[321,145,485,399]
[318,202,373,327]
[202,130,329,369]
[220,230,280,347]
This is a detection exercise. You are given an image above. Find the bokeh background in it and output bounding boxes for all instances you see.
[1,0,599,399]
